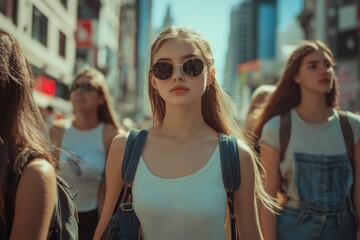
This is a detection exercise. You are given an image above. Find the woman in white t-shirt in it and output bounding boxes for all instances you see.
[253,40,360,240]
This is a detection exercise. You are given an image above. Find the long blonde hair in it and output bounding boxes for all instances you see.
[148,26,279,212]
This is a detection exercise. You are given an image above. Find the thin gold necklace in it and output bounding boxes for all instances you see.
[163,122,205,145]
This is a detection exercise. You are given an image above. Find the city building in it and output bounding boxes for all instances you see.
[75,0,122,116]
[0,0,78,113]
[225,0,279,118]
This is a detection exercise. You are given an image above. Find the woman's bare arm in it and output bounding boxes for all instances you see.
[258,143,281,240]
[10,159,56,240]
[97,125,120,216]
[234,140,263,240]
[93,132,128,240]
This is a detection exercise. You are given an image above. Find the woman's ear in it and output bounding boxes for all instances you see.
[207,67,216,87]
[149,73,158,90]
[294,74,300,83]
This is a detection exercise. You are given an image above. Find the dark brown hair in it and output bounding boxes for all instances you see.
[0,28,56,231]
[252,40,338,140]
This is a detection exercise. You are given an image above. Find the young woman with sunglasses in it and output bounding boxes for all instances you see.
[94,26,278,240]
[50,68,120,240]
[253,41,360,240]
[0,29,57,239]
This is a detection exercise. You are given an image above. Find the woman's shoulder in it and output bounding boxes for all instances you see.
[235,139,254,164]
[103,123,121,139]
[234,139,257,181]
[110,130,130,148]
[21,158,56,188]
[24,159,56,177]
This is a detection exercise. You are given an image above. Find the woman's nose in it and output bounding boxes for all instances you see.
[172,64,184,81]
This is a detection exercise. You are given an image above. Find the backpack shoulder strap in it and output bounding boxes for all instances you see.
[338,110,354,166]
[122,129,149,183]
[219,134,241,191]
[219,133,241,240]
[279,111,291,162]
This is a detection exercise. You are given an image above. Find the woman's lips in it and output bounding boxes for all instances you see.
[319,78,330,84]
[170,86,189,93]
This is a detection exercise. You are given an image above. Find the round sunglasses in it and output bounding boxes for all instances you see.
[69,83,98,92]
[151,57,205,80]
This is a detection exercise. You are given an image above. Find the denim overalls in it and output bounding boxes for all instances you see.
[277,153,357,240]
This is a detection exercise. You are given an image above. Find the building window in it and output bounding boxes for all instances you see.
[60,0,67,8]
[59,31,66,58]
[0,0,18,24]
[32,6,48,46]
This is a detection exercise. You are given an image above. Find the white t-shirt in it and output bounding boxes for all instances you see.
[260,108,360,208]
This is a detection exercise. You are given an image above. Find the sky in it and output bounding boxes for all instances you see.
[151,0,303,79]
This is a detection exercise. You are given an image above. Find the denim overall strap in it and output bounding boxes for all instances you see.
[219,133,241,240]
[122,129,149,183]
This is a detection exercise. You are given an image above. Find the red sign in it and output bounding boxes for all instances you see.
[34,76,56,96]
[76,19,94,48]
[237,59,261,73]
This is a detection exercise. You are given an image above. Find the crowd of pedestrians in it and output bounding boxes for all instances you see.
[1,26,359,240]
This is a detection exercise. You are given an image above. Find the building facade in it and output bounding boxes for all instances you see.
[0,0,78,113]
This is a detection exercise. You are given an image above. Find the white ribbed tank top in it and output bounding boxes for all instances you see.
[58,121,105,212]
[132,146,227,240]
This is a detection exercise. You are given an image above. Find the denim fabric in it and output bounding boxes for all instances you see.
[278,207,356,240]
[105,208,140,240]
[294,153,353,212]
[277,153,356,239]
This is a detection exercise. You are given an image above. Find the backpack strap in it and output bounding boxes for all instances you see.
[338,110,354,166]
[219,134,241,191]
[121,129,149,183]
[114,129,148,212]
[219,133,241,240]
[279,111,291,162]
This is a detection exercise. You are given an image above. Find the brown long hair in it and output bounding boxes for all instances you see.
[0,29,56,232]
[148,26,279,212]
[252,40,339,140]
[72,68,120,128]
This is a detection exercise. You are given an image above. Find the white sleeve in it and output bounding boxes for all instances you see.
[260,115,281,150]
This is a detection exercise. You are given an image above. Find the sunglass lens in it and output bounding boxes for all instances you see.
[69,84,78,91]
[153,62,173,80]
[70,83,96,92]
[183,58,204,77]
[82,83,94,91]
